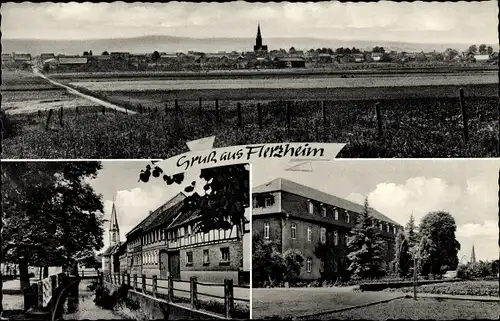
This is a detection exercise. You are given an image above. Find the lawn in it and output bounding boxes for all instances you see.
[252,287,403,319]
[310,297,499,320]
[3,95,498,158]
[383,280,499,297]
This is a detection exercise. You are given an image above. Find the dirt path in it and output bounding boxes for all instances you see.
[32,68,137,115]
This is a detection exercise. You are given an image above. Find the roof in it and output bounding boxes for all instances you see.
[253,177,401,226]
[101,243,121,256]
[126,192,186,238]
[474,54,490,60]
[280,57,306,62]
[59,57,88,64]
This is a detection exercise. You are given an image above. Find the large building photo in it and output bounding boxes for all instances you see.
[252,177,401,282]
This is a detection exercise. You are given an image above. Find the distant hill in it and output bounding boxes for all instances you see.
[2,35,497,56]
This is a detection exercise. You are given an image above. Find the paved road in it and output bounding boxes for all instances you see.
[252,287,403,319]
[33,68,136,115]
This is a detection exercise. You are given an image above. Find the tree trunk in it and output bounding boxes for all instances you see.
[43,266,49,278]
[19,259,30,311]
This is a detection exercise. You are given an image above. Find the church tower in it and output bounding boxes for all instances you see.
[109,198,120,246]
[470,245,476,264]
[253,23,268,53]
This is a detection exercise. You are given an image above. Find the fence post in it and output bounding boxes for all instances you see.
[322,100,327,128]
[224,279,235,319]
[37,281,43,309]
[152,275,158,298]
[215,99,220,122]
[459,88,469,143]
[45,109,53,131]
[237,102,242,128]
[168,275,174,302]
[58,107,64,127]
[286,101,291,128]
[190,277,198,309]
[50,275,57,298]
[375,102,383,140]
[133,274,138,291]
[142,274,146,293]
[257,102,263,129]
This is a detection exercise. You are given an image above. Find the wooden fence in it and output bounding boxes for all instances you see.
[104,272,249,319]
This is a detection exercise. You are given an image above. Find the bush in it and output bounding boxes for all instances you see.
[88,280,140,311]
[1,110,14,138]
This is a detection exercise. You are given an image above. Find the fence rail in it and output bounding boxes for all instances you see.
[104,272,249,319]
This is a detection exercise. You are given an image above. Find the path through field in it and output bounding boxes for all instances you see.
[32,68,136,115]
[252,287,403,318]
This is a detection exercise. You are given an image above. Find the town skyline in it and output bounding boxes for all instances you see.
[2,2,497,45]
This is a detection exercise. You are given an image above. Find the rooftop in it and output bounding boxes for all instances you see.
[253,177,401,226]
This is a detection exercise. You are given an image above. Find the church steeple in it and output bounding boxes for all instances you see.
[470,245,476,264]
[257,23,262,38]
[109,195,120,246]
[253,23,268,53]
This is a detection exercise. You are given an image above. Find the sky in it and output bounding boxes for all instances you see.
[1,2,498,44]
[252,158,499,262]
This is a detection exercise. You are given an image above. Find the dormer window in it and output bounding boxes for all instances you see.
[346,212,351,223]
[393,226,397,234]
[379,222,383,230]
[334,208,339,220]
[308,201,314,214]
[386,224,390,232]
[265,197,273,207]
[321,205,327,217]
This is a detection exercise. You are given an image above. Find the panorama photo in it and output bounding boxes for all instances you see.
[1,1,498,158]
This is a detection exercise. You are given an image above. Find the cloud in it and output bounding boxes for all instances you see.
[346,175,498,261]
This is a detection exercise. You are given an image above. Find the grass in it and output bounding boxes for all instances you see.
[310,297,499,320]
[2,94,498,158]
[383,280,499,297]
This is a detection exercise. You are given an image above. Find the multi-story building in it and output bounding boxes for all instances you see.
[123,192,250,285]
[252,178,402,280]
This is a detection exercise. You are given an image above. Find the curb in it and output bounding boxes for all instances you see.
[410,293,500,302]
[295,294,406,320]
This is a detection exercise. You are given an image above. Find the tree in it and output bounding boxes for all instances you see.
[444,48,459,61]
[152,50,161,62]
[478,44,487,55]
[83,51,89,56]
[405,213,418,248]
[102,51,109,55]
[487,46,494,55]
[346,198,386,280]
[393,230,412,277]
[138,163,249,240]
[289,47,297,55]
[283,249,305,282]
[89,50,93,56]
[1,162,104,303]
[418,212,460,277]
[252,236,286,287]
[468,45,477,54]
[315,230,349,282]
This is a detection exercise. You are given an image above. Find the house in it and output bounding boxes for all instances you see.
[13,53,32,62]
[110,52,130,60]
[317,53,332,63]
[123,191,249,285]
[40,53,55,62]
[1,53,13,65]
[352,53,366,63]
[274,57,306,68]
[473,54,490,63]
[58,56,88,65]
[370,52,383,62]
[252,178,402,280]
[335,54,352,64]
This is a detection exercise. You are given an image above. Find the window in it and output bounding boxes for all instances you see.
[379,222,383,230]
[252,197,258,208]
[334,209,339,220]
[308,201,314,214]
[307,226,312,242]
[344,233,349,245]
[320,228,326,244]
[306,258,312,273]
[186,251,193,265]
[346,212,351,223]
[334,231,339,246]
[322,206,327,217]
[386,224,390,232]
[220,247,230,262]
[291,224,297,239]
[203,249,210,265]
[393,226,397,234]
[264,222,270,239]
[265,197,273,207]
[333,260,338,273]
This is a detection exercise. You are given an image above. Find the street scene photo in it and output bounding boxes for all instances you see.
[1,1,498,158]
[251,158,499,320]
[1,161,250,320]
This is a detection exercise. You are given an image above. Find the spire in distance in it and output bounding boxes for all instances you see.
[470,245,476,264]
[109,194,120,245]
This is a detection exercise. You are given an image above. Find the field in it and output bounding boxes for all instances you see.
[384,280,499,297]
[2,70,498,158]
[307,297,499,320]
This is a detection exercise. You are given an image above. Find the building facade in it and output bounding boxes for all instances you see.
[120,192,250,285]
[252,178,402,280]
